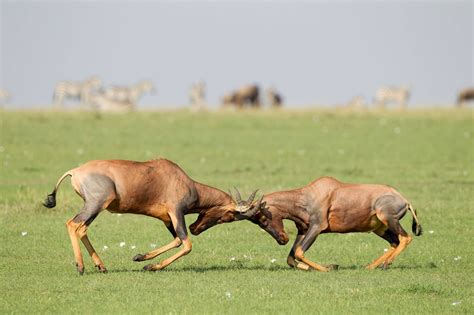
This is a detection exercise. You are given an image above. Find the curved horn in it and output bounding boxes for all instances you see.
[246,189,258,204]
[233,186,242,204]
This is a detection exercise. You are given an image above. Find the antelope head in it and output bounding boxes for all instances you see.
[189,188,266,235]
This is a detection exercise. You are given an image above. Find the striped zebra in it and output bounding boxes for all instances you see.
[104,80,155,109]
[88,92,134,113]
[189,81,206,110]
[53,76,102,108]
[374,85,410,109]
[0,89,10,105]
[345,95,365,109]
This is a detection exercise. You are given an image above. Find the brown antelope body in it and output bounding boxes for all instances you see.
[246,177,422,271]
[43,159,261,274]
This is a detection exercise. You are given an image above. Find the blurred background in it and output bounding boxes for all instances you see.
[0,0,472,109]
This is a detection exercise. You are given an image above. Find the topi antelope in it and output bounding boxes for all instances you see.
[200,176,422,272]
[43,159,263,274]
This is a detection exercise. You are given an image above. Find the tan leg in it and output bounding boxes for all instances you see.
[287,255,311,271]
[143,238,192,271]
[366,246,396,270]
[75,223,107,272]
[294,247,329,272]
[383,235,412,268]
[133,237,182,262]
[66,219,85,275]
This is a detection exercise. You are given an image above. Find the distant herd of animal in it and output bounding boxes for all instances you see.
[1,78,473,110]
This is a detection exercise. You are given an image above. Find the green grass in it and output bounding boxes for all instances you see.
[0,108,473,314]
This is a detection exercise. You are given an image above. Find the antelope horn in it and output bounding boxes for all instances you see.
[228,189,234,200]
[247,189,258,204]
[233,186,242,204]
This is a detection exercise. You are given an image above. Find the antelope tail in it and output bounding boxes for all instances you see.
[408,204,423,236]
[43,171,73,208]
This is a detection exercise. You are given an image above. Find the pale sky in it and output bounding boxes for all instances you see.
[1,0,473,108]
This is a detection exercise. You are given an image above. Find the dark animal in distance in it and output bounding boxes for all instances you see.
[246,176,422,272]
[43,158,262,274]
[266,87,283,108]
[457,88,474,107]
[222,84,260,108]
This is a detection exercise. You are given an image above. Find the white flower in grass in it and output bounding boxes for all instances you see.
[453,256,461,261]
[428,230,434,234]
[119,242,126,248]
[150,243,157,248]
[451,301,461,306]
[117,213,122,217]
[271,258,277,263]
[230,257,236,262]
[225,291,232,299]
[21,231,28,236]
[131,245,136,250]
[383,248,388,252]
[102,245,108,251]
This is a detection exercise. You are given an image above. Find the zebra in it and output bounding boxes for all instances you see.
[53,76,102,108]
[374,85,410,109]
[88,91,134,113]
[189,81,206,110]
[345,95,365,109]
[0,89,10,105]
[266,87,283,108]
[104,80,155,109]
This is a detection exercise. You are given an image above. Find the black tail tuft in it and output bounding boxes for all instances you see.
[43,192,57,208]
[412,218,422,236]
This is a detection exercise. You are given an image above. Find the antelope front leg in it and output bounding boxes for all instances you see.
[294,224,330,272]
[133,221,182,262]
[287,234,311,271]
[143,210,192,271]
[143,238,192,271]
[133,237,182,262]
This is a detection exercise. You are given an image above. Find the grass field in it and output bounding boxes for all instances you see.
[0,108,473,314]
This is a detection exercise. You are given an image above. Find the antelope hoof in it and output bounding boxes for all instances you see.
[76,264,85,275]
[97,265,108,273]
[132,254,145,262]
[143,264,161,271]
[325,264,339,271]
[382,263,391,270]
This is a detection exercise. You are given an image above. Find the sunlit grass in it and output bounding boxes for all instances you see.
[0,108,473,314]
